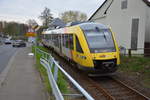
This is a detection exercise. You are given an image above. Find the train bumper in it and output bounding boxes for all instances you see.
[78,59,118,74]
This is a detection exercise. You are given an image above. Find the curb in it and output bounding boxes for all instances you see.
[0,49,19,86]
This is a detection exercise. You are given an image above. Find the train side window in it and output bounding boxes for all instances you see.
[48,35,50,40]
[54,35,58,47]
[76,36,83,53]
[61,34,63,46]
[45,34,47,39]
[58,34,61,48]
[45,34,46,39]
[63,34,65,46]
[52,35,53,41]
[50,35,52,40]
[69,34,74,50]
[43,34,45,39]
[65,35,69,48]
[56,35,59,47]
[47,35,48,39]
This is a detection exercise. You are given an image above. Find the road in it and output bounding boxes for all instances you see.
[0,44,18,74]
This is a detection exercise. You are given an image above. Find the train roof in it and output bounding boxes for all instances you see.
[78,22,108,30]
[43,22,109,34]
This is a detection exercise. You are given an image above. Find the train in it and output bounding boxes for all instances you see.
[42,22,120,74]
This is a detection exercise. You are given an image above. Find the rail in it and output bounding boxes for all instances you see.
[34,47,95,100]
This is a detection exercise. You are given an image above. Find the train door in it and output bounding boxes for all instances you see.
[74,35,84,65]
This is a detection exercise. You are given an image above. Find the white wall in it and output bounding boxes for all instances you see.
[90,0,147,50]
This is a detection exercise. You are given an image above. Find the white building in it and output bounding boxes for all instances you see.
[89,0,150,54]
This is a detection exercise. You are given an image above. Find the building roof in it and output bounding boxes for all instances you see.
[143,0,150,6]
[88,0,150,21]
[88,0,108,20]
[79,22,108,30]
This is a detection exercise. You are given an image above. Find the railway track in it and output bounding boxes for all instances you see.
[44,46,150,100]
[90,76,150,100]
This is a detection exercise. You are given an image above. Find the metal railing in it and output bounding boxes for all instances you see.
[120,47,150,57]
[34,47,95,100]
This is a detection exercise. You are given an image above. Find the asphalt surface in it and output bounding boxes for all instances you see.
[0,46,47,100]
[0,44,18,74]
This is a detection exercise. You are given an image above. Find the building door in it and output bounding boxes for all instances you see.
[131,18,139,50]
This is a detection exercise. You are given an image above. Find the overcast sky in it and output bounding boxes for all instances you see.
[0,0,105,25]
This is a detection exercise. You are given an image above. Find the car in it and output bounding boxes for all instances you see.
[12,40,26,47]
[4,39,12,44]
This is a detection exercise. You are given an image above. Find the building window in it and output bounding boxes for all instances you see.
[131,18,139,50]
[121,0,127,9]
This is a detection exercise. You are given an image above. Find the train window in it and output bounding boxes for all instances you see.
[62,34,65,46]
[76,36,83,53]
[65,35,69,48]
[54,35,57,47]
[61,35,63,46]
[53,35,55,45]
[58,35,61,48]
[44,34,46,39]
[48,35,50,40]
[69,34,74,50]
[53,35,55,42]
[56,35,59,47]
[51,35,53,41]
[43,34,44,39]
[47,34,49,39]
[50,35,52,40]
[45,34,47,39]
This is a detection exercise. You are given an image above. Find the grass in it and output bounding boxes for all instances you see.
[119,56,150,88]
[32,46,69,94]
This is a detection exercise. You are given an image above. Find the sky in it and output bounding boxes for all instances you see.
[0,0,105,25]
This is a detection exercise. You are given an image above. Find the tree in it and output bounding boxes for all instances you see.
[60,10,87,23]
[27,19,38,27]
[19,24,28,35]
[0,22,3,33]
[39,7,53,27]
[3,22,18,36]
[3,21,28,36]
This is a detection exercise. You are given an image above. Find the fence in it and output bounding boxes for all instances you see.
[120,47,150,57]
[34,47,95,100]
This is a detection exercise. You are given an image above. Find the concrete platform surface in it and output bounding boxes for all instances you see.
[0,47,47,100]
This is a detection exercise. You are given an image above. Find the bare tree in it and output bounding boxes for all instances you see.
[39,7,53,27]
[27,19,38,27]
[60,10,87,23]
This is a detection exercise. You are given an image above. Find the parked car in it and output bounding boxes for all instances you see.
[4,39,12,44]
[12,40,26,47]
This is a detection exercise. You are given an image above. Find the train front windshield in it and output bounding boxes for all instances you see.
[83,28,116,53]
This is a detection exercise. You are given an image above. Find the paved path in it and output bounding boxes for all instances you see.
[0,47,47,100]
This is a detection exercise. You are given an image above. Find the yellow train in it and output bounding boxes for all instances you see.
[42,22,120,74]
